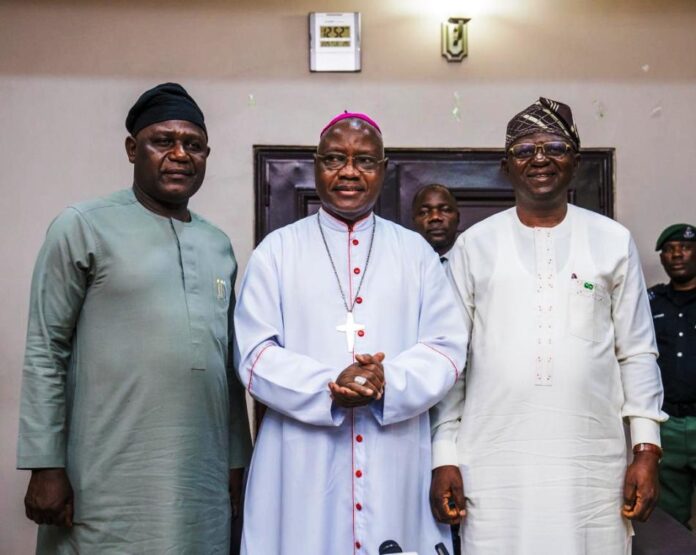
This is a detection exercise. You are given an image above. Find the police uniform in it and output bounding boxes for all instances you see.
[649,223,696,526]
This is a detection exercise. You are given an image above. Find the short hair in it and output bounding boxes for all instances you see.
[411,184,457,213]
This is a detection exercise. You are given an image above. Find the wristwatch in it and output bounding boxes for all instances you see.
[633,443,663,463]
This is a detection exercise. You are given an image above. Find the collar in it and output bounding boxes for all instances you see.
[511,204,573,238]
[439,246,453,263]
[318,207,375,232]
[666,284,696,306]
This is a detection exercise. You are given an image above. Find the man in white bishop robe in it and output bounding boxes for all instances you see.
[235,112,468,555]
[430,98,667,555]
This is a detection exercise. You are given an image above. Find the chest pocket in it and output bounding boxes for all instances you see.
[568,278,611,342]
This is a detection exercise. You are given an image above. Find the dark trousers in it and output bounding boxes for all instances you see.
[658,416,696,526]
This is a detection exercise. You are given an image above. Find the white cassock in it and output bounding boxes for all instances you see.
[431,205,667,555]
[235,208,469,555]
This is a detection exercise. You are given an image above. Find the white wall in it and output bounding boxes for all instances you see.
[1,1,695,552]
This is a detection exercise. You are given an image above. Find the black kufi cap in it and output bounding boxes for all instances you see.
[125,82,206,136]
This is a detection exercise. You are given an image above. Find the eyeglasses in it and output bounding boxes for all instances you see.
[508,141,573,160]
[315,152,387,172]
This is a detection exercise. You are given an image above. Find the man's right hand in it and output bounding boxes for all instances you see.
[430,465,467,525]
[25,468,74,527]
[329,353,385,408]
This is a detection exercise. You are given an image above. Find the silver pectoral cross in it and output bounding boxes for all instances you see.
[336,311,365,352]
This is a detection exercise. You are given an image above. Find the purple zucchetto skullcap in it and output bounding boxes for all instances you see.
[505,97,580,151]
[320,111,382,137]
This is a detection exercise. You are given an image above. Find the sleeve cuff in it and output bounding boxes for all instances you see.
[229,442,252,469]
[369,396,385,425]
[16,434,66,469]
[432,439,459,469]
[16,455,66,470]
[629,416,662,448]
[330,404,348,426]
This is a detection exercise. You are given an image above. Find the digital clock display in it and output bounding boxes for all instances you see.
[320,26,351,38]
[320,25,351,47]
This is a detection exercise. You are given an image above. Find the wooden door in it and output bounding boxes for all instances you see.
[254,146,614,245]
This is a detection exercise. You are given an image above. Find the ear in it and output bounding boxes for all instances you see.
[205,146,211,159]
[571,152,581,177]
[500,157,509,176]
[125,135,137,164]
[382,157,389,171]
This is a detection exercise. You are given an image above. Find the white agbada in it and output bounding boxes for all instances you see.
[431,205,666,555]
[235,209,469,555]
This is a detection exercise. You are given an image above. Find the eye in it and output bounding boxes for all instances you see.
[354,155,378,170]
[544,142,570,157]
[318,152,347,170]
[153,137,173,147]
[186,141,204,153]
[510,144,535,159]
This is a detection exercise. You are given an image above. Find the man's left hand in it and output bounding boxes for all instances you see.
[622,451,660,521]
[229,468,244,520]
[329,352,386,407]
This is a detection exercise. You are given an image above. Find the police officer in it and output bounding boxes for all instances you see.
[648,223,696,526]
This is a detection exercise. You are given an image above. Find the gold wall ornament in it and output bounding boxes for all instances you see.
[441,17,470,62]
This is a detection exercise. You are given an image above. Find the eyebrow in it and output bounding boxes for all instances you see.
[151,130,206,141]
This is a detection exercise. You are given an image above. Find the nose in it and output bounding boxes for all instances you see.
[532,145,549,162]
[169,141,187,160]
[428,210,444,222]
[338,156,360,177]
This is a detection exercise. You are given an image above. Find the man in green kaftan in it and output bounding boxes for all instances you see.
[17,83,252,554]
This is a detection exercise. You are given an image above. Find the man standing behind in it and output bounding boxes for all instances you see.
[649,223,696,527]
[18,83,251,554]
[430,98,666,554]
[412,184,460,262]
[235,113,468,554]
[412,184,462,555]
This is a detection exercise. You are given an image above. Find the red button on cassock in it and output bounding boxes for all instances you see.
[356,434,363,442]
[355,297,363,304]
[357,330,365,337]
[355,470,362,478]
[356,542,361,549]
[353,267,361,274]
[356,503,362,511]
[352,239,359,246]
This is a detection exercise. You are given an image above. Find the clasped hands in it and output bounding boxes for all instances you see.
[329,352,385,408]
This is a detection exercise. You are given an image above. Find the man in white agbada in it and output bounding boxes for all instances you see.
[235,112,468,554]
[430,98,667,555]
